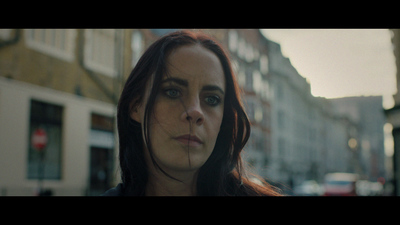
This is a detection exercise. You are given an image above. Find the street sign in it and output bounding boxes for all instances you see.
[31,128,48,151]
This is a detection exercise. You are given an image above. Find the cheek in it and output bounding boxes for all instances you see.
[152,102,177,125]
[212,106,224,126]
[206,110,224,140]
[147,102,181,139]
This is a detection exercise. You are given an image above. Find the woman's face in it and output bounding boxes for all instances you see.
[131,44,226,173]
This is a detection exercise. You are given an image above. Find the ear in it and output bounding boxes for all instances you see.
[129,101,142,123]
[130,109,140,123]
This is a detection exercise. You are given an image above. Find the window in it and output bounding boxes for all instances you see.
[245,68,253,91]
[261,79,270,101]
[0,29,12,40]
[252,70,262,94]
[238,38,246,59]
[27,100,63,180]
[237,69,246,87]
[262,107,269,128]
[260,54,269,74]
[231,58,239,74]
[84,29,117,77]
[275,82,284,100]
[25,29,76,62]
[244,43,254,62]
[278,137,285,158]
[278,110,285,129]
[245,97,254,122]
[131,31,144,67]
[88,113,115,195]
[228,30,238,53]
[254,105,263,124]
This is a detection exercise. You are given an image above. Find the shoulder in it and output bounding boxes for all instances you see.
[102,183,124,196]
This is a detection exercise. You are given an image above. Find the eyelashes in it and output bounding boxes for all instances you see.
[162,88,222,107]
[164,88,181,98]
[204,95,221,106]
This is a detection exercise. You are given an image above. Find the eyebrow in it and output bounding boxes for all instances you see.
[202,85,225,95]
[161,77,188,87]
[161,77,225,95]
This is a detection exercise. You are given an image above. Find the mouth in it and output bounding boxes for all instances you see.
[174,134,204,147]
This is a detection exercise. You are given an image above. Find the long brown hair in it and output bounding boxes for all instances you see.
[117,30,281,196]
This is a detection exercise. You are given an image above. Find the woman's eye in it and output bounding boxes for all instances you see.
[164,89,181,98]
[205,96,221,106]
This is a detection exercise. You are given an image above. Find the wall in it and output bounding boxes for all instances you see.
[0,77,115,195]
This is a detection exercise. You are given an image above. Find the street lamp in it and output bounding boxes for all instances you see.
[348,138,358,151]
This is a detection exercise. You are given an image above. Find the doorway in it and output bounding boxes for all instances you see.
[88,113,114,196]
[89,147,110,195]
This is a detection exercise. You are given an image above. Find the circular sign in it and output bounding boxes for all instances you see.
[31,128,48,151]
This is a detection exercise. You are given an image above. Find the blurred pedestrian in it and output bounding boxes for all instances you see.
[103,30,281,196]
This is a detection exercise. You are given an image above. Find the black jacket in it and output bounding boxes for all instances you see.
[102,183,124,196]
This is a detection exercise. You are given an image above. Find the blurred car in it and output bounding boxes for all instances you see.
[356,180,384,196]
[293,180,323,196]
[323,173,359,196]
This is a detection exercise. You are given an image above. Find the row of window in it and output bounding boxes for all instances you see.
[227,30,272,164]
[245,96,270,128]
[27,99,114,180]
[228,30,269,71]
[21,29,272,99]
[228,30,271,101]
[23,29,144,77]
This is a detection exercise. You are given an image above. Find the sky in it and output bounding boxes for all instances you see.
[261,29,397,109]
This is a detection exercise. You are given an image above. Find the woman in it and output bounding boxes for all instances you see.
[103,30,281,196]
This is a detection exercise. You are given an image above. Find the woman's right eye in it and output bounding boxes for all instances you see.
[164,89,181,98]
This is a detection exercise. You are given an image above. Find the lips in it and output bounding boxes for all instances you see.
[174,134,204,147]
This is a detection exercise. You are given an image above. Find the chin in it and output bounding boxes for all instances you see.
[168,156,208,172]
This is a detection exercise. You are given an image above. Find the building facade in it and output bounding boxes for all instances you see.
[330,96,386,182]
[224,29,273,178]
[265,37,386,191]
[0,29,387,195]
[0,29,152,195]
[266,38,322,187]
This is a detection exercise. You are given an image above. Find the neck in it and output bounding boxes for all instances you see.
[145,168,198,196]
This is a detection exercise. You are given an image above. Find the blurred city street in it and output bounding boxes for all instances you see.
[0,29,397,196]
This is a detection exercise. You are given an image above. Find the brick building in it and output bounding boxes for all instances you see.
[0,29,148,195]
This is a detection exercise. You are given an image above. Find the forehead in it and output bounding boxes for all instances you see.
[165,44,225,89]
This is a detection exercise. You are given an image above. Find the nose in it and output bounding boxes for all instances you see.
[180,99,204,126]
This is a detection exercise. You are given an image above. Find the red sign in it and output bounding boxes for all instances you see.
[31,128,48,151]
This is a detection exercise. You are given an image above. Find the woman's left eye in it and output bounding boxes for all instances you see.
[205,96,221,106]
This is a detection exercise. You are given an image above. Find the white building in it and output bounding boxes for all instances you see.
[265,38,370,190]
[0,77,117,195]
[225,29,273,178]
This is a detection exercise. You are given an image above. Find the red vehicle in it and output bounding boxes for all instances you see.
[323,173,359,196]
